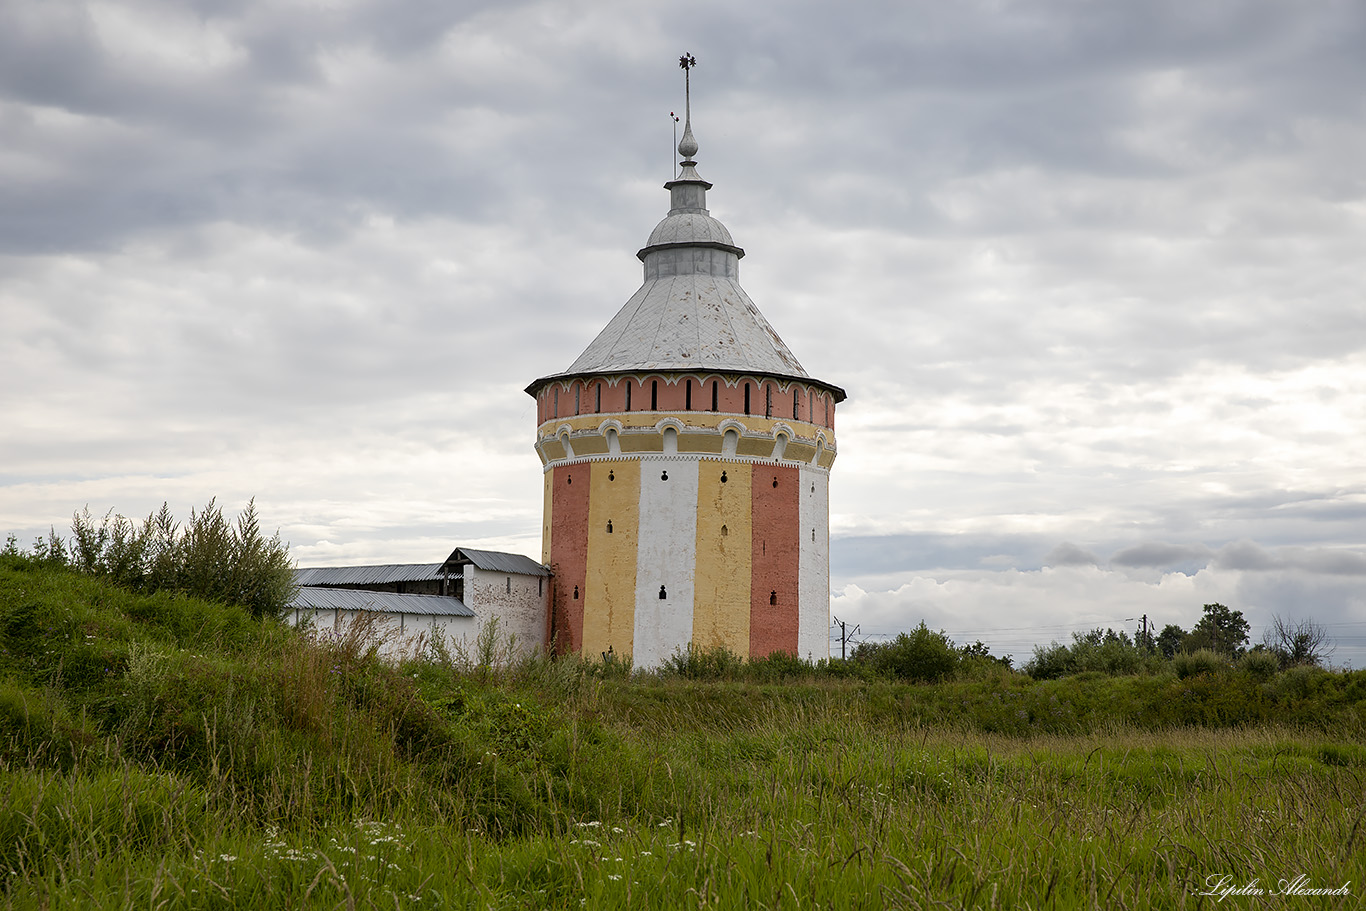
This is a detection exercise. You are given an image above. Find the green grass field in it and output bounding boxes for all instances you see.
[1,554,1362,909]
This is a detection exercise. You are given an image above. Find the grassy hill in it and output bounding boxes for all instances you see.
[2,553,1363,909]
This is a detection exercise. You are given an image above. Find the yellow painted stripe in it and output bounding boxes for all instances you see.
[582,460,640,660]
[693,460,752,657]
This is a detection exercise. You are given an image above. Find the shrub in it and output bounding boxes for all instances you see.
[1238,648,1280,682]
[66,499,295,619]
[1173,648,1228,679]
[857,623,959,683]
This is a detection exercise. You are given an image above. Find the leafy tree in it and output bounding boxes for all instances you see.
[1156,624,1186,659]
[1184,603,1250,659]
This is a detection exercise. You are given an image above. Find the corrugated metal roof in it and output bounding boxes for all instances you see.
[445,547,552,576]
[288,586,474,617]
[294,564,446,587]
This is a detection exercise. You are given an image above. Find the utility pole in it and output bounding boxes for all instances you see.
[832,616,860,660]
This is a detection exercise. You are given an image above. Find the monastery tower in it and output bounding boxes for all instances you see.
[525,60,845,666]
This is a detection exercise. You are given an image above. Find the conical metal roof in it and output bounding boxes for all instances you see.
[527,96,844,401]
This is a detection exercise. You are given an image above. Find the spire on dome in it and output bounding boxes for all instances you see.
[667,52,710,208]
[677,52,698,162]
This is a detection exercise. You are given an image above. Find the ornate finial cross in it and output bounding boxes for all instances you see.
[674,53,700,166]
[679,52,696,126]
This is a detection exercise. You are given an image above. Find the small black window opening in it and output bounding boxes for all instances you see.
[712,380,719,412]
[686,380,692,410]
[595,383,601,413]
[566,475,572,485]
[762,540,766,555]
[721,524,728,536]
[575,385,581,415]
[765,384,772,418]
[626,382,632,411]
[772,476,778,488]
[812,529,816,542]
[608,470,615,481]
[506,577,511,594]
[744,383,751,415]
[720,470,727,483]
[825,396,830,425]
[554,388,559,416]
[606,520,613,534]
[573,585,579,600]
[793,389,799,419]
[658,584,667,600]
[651,380,658,410]
[661,470,669,481]
[538,578,543,596]
[769,591,777,606]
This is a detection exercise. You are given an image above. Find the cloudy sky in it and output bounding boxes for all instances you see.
[3,0,1365,666]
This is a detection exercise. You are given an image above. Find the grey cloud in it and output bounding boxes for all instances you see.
[1110,542,1215,569]
[1045,542,1101,567]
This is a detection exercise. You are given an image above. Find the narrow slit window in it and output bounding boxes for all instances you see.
[765,384,772,418]
[606,520,613,534]
[793,389,799,419]
[658,585,667,600]
[769,591,777,606]
[686,380,692,410]
[573,585,579,600]
[575,385,580,414]
[554,388,559,416]
[720,471,727,483]
[744,383,751,415]
[712,380,719,412]
[651,380,658,410]
[595,383,601,413]
[626,382,632,411]
[506,577,511,594]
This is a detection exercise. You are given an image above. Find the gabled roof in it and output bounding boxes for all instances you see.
[289,586,474,617]
[294,564,445,587]
[443,547,552,577]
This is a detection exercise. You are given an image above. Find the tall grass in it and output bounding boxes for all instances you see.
[1,555,1363,909]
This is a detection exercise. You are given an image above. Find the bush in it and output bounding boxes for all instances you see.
[856,623,959,683]
[1238,648,1280,682]
[66,499,295,619]
[1173,648,1229,679]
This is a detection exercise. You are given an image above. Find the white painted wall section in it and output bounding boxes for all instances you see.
[633,456,699,667]
[797,466,831,661]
